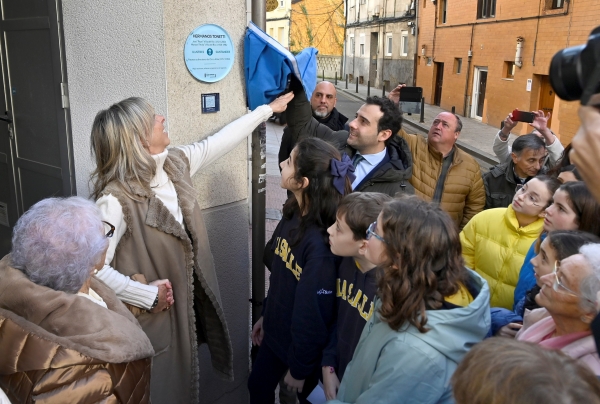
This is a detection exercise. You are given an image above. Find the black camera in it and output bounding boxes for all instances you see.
[550,26,600,105]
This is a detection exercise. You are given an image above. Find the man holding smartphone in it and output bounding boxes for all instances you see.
[493,109,564,166]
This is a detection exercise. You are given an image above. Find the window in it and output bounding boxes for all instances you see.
[349,35,355,55]
[550,0,564,8]
[269,27,274,38]
[440,0,447,24]
[504,61,516,79]
[454,58,462,74]
[385,33,393,56]
[427,57,432,66]
[360,0,366,4]
[477,0,496,19]
[279,0,284,7]
[400,31,408,56]
[360,34,365,56]
[278,27,284,43]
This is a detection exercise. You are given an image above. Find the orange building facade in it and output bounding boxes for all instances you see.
[416,0,599,144]
[290,0,345,56]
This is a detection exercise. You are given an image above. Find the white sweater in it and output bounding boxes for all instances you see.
[95,105,273,309]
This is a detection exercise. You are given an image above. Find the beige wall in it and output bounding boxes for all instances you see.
[62,0,253,402]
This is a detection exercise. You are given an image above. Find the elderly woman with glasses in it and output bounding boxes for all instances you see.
[89,93,293,404]
[460,175,561,309]
[516,244,600,375]
[0,197,154,403]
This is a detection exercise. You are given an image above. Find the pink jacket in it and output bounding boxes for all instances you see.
[517,310,600,375]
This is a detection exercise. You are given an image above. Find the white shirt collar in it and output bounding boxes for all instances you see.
[150,149,169,187]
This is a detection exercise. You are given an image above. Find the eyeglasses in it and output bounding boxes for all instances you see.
[552,260,581,297]
[102,221,115,238]
[366,221,386,243]
[515,184,541,207]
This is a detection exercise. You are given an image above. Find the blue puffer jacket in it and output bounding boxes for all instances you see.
[328,270,490,404]
[513,235,544,310]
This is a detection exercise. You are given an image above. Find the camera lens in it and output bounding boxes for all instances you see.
[550,44,585,102]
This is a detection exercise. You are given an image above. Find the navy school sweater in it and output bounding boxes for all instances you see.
[262,211,340,380]
[321,256,378,379]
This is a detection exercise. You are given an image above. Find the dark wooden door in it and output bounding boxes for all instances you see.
[0,0,74,256]
[476,70,488,117]
[539,75,555,127]
[434,62,444,106]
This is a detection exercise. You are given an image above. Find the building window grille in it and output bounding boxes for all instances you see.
[385,33,393,56]
[401,31,408,56]
[477,0,496,19]
[454,58,462,74]
[440,0,447,23]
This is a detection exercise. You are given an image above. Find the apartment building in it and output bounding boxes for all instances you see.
[344,0,417,90]
[416,0,599,143]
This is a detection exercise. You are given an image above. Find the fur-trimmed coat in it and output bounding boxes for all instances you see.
[0,255,154,404]
[102,148,233,404]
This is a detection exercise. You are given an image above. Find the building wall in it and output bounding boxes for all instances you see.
[267,0,291,48]
[344,0,416,89]
[290,0,345,55]
[416,0,599,144]
[62,0,252,402]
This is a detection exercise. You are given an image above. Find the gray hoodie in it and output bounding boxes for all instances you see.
[328,270,491,404]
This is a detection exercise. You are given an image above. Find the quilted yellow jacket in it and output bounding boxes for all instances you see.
[0,255,154,404]
[459,206,544,309]
[400,131,485,229]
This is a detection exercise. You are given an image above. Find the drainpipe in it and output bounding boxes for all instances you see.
[463,24,474,117]
[250,0,266,352]
[413,0,419,86]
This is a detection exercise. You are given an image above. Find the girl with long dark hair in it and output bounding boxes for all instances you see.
[248,138,353,403]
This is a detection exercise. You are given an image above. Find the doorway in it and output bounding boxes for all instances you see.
[433,62,444,106]
[471,67,488,120]
[0,0,75,256]
[538,75,555,127]
[369,32,378,85]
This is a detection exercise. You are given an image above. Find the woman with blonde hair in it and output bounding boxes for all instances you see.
[90,93,293,404]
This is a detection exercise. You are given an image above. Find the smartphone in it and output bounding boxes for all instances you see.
[400,86,423,102]
[512,109,535,123]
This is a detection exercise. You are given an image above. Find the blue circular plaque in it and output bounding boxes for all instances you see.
[184,24,235,83]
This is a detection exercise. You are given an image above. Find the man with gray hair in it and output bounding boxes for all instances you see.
[577,243,600,355]
[483,133,547,209]
[493,109,564,166]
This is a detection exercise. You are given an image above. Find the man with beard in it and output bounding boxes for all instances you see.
[284,80,413,196]
[278,81,348,166]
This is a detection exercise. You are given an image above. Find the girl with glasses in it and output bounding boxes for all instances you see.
[513,181,600,309]
[248,138,353,404]
[330,196,490,404]
[460,175,561,310]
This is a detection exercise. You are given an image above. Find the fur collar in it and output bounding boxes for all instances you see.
[0,255,154,367]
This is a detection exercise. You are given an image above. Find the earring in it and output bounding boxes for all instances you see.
[93,269,98,275]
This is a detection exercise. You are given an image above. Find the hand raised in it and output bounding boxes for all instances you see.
[268,92,294,114]
[388,84,406,105]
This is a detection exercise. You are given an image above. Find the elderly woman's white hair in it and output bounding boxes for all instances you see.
[579,243,600,313]
[11,197,109,293]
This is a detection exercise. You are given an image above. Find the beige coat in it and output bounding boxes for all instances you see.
[0,255,154,404]
[400,130,485,229]
[104,149,233,404]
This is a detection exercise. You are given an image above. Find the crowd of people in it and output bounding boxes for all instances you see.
[2,74,600,404]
